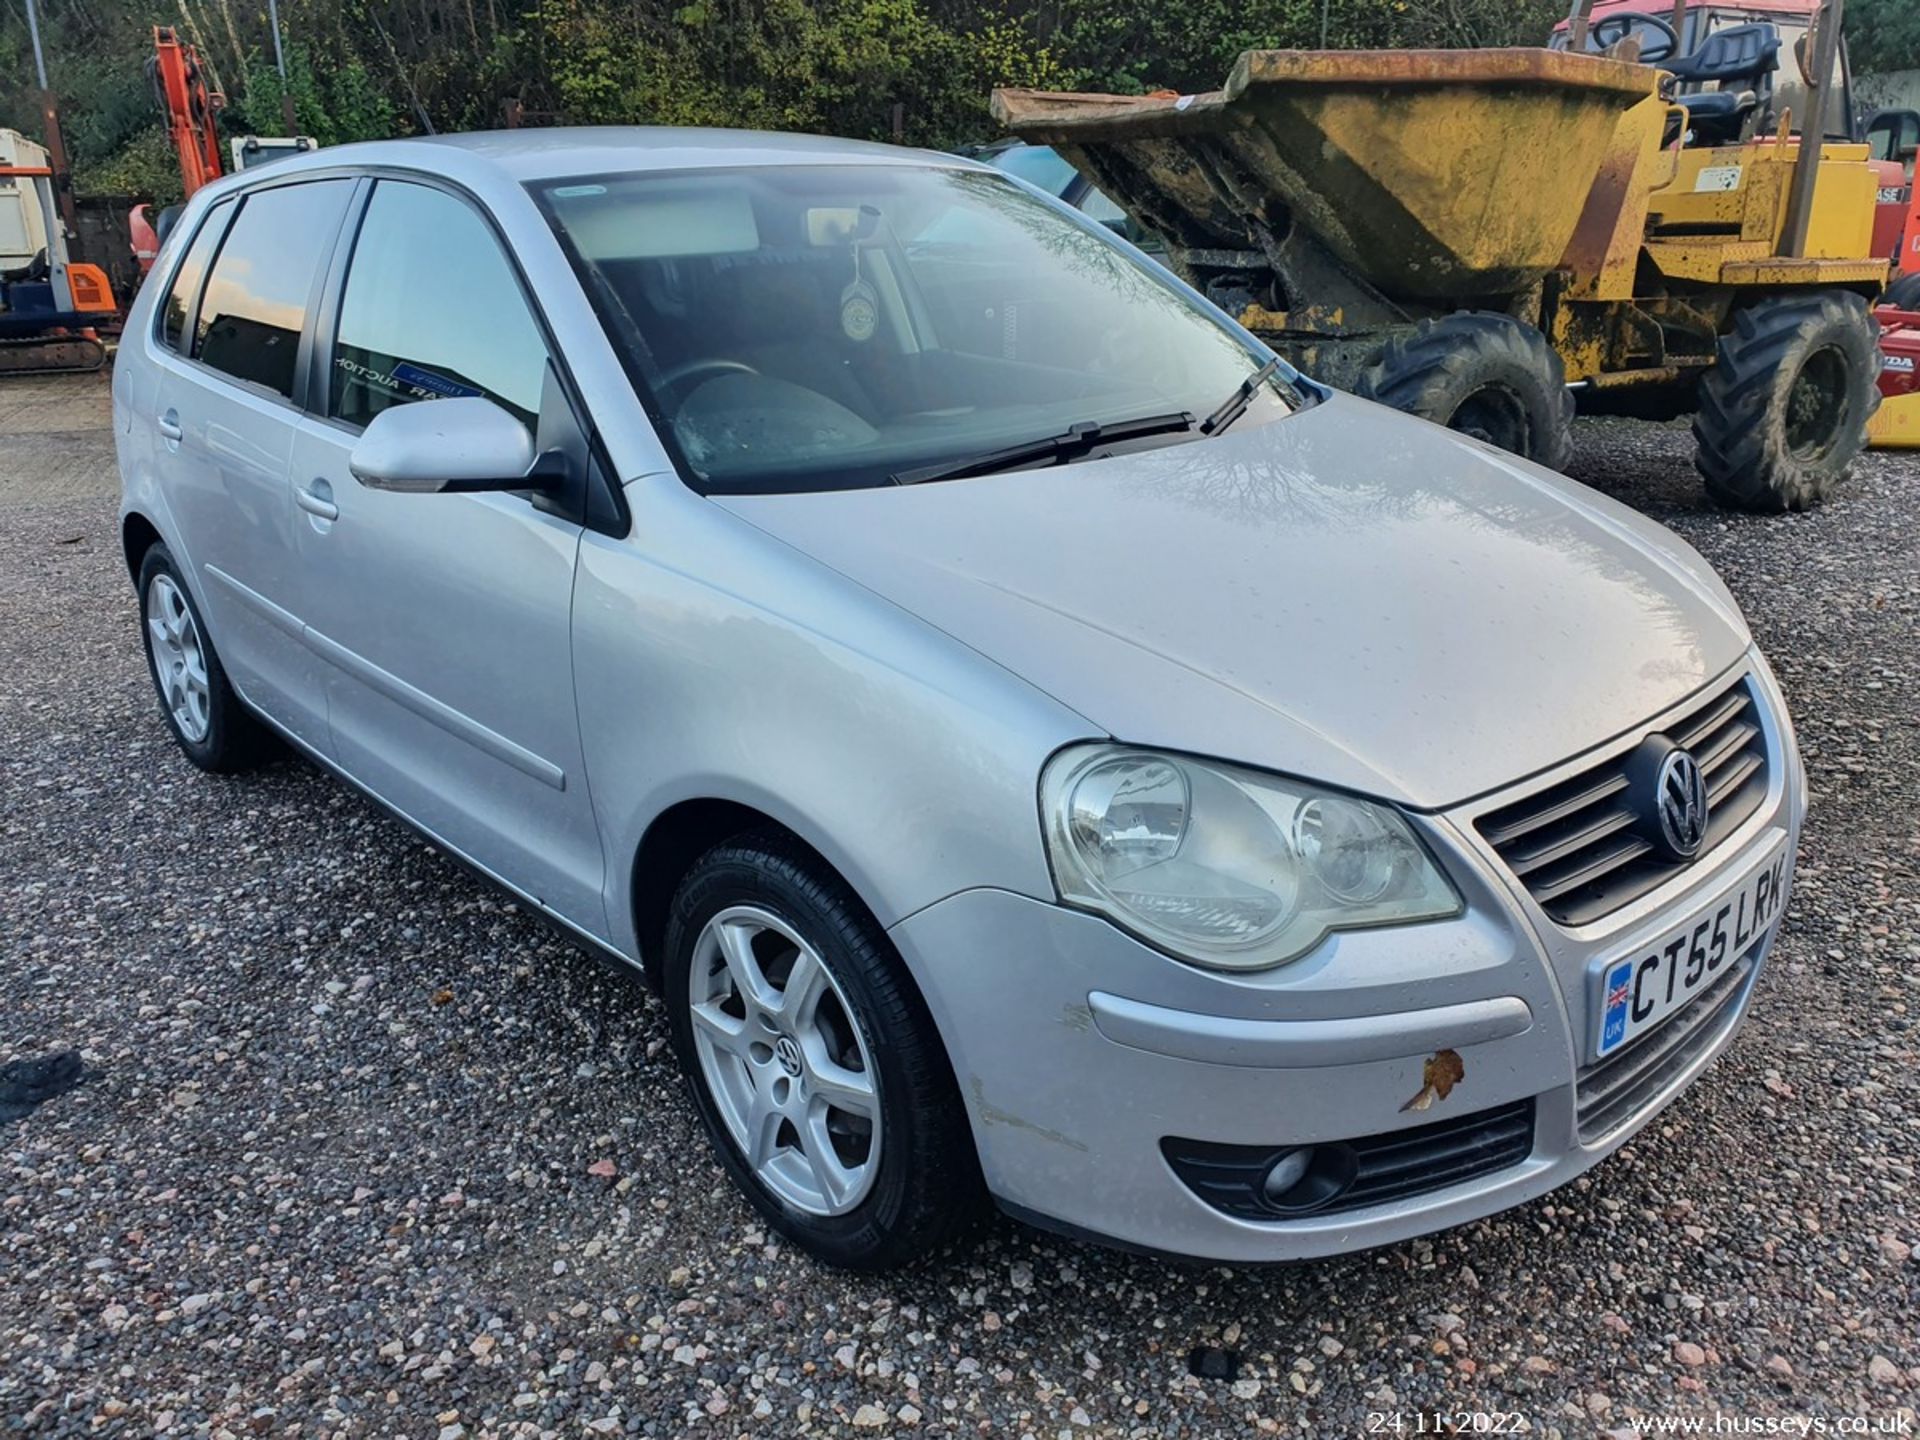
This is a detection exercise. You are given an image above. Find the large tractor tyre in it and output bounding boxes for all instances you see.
[1694,291,1880,513]
[1357,312,1576,471]
[1884,271,1920,312]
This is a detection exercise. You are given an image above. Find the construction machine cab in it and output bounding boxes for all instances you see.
[1664,22,1782,143]
[1556,2,1853,144]
[1868,110,1919,179]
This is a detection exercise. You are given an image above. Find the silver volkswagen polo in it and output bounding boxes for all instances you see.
[114,128,1805,1269]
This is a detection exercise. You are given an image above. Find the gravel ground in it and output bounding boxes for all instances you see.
[2,372,1916,1438]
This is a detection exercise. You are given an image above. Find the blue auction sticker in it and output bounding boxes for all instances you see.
[392,362,481,400]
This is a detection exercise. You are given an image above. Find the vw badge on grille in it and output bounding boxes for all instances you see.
[1652,747,1709,859]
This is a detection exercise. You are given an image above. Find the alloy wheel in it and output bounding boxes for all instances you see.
[146,573,211,743]
[686,905,881,1216]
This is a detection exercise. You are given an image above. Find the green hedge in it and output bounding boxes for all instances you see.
[3,0,1565,202]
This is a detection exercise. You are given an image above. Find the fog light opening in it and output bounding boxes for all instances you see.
[1258,1143,1359,1215]
[1261,1148,1313,1200]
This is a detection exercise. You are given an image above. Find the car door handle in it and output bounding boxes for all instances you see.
[157,411,183,442]
[296,483,339,522]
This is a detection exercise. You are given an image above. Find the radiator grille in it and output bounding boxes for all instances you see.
[1476,676,1769,926]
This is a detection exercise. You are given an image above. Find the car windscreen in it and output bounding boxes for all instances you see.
[530,164,1292,495]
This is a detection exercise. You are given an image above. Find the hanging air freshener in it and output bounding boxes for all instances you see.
[840,239,879,343]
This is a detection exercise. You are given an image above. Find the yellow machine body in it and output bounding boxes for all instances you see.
[993,47,1889,393]
[1868,391,1920,447]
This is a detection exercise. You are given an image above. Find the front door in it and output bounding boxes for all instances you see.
[288,178,607,934]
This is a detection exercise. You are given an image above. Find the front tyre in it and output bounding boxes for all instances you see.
[1694,290,1880,512]
[663,830,982,1270]
[137,543,275,773]
[1356,311,1576,471]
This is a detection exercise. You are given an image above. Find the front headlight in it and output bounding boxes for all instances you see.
[1040,745,1461,971]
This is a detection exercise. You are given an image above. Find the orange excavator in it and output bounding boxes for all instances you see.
[3,26,308,374]
[128,27,225,271]
[0,128,117,374]
[129,27,317,270]
[0,26,211,375]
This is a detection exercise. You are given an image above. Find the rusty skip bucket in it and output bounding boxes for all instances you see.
[991,49,1663,305]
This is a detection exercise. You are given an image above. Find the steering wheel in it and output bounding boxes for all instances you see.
[657,358,759,393]
[1593,12,1678,65]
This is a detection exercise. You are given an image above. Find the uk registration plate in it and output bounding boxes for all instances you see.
[1593,838,1788,1060]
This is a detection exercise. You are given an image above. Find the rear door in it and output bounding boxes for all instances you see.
[286,177,608,934]
[152,178,356,754]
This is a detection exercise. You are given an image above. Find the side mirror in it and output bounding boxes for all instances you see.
[1792,32,1816,86]
[349,397,541,494]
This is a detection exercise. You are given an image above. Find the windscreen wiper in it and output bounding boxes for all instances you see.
[1199,356,1284,437]
[892,411,1197,486]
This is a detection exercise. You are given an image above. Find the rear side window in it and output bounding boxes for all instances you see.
[330,180,549,429]
[194,180,352,399]
[160,199,232,352]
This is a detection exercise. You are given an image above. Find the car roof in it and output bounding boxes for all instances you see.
[249,126,977,186]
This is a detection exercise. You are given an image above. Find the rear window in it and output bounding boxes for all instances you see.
[989,144,1079,198]
[193,180,352,399]
[160,199,232,352]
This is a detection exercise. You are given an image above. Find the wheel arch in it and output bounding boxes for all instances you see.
[628,797,900,996]
[121,510,164,585]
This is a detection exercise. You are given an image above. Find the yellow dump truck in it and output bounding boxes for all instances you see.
[993,41,1888,511]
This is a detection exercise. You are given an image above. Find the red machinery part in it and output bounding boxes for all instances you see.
[130,205,160,274]
[1869,306,1920,449]
[1870,160,1913,267]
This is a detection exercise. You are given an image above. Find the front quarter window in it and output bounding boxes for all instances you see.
[330,180,550,429]
[532,163,1292,495]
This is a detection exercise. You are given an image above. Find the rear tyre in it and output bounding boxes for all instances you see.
[1357,311,1576,471]
[137,544,275,773]
[1694,290,1879,513]
[663,829,983,1270]
[1884,271,1920,312]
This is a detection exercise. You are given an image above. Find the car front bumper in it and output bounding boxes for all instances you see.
[887,658,1806,1263]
